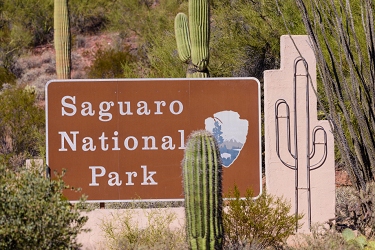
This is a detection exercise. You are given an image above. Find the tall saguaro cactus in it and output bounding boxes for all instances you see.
[54,0,71,79]
[182,130,223,249]
[175,0,210,78]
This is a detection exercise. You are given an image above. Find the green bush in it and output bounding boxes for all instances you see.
[0,85,45,170]
[0,67,16,88]
[0,166,89,249]
[87,47,138,79]
[223,186,302,249]
[107,0,188,78]
[2,0,54,47]
[69,0,111,34]
[210,0,305,79]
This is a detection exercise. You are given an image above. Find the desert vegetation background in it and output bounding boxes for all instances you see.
[0,0,304,168]
[2,0,375,249]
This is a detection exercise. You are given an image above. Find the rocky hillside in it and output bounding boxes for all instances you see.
[14,32,137,100]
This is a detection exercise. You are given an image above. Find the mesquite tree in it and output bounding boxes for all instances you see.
[54,0,71,79]
[293,0,375,191]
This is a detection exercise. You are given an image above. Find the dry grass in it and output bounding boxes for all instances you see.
[100,208,187,250]
[286,225,353,250]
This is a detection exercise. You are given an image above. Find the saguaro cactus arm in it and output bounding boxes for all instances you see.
[54,0,71,79]
[182,130,223,250]
[175,13,191,63]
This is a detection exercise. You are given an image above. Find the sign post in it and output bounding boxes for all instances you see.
[46,78,261,202]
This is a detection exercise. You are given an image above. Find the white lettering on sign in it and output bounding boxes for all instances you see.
[118,102,133,115]
[58,130,185,151]
[137,101,151,115]
[88,165,157,186]
[61,96,184,121]
[82,137,96,151]
[142,136,158,150]
[61,96,77,116]
[58,131,79,151]
[89,166,106,186]
[99,101,114,121]
[81,102,95,116]
[124,136,138,151]
[169,100,183,115]
[141,165,157,185]
[154,101,166,114]
[125,171,137,185]
[108,172,122,186]
[59,94,186,191]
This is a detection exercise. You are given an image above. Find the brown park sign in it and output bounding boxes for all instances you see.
[46,78,261,202]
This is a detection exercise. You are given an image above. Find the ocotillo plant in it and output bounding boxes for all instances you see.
[174,0,210,78]
[182,130,223,249]
[54,0,71,79]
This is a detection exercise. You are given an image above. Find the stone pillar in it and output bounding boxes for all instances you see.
[264,35,335,232]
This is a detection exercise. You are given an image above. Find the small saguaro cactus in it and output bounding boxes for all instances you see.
[54,0,71,79]
[182,130,223,250]
[174,0,210,78]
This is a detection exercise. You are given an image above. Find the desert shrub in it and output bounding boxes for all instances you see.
[287,225,355,250]
[107,0,188,78]
[288,226,375,250]
[87,47,138,79]
[290,183,375,249]
[2,0,53,47]
[0,165,89,249]
[101,208,187,249]
[223,186,302,249]
[210,0,305,79]
[0,85,45,169]
[336,182,375,237]
[69,0,111,34]
[0,16,32,74]
[0,67,16,88]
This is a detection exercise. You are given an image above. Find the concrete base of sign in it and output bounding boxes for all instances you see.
[77,207,185,249]
[264,35,335,232]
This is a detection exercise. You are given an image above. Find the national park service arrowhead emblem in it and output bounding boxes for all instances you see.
[205,111,249,167]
